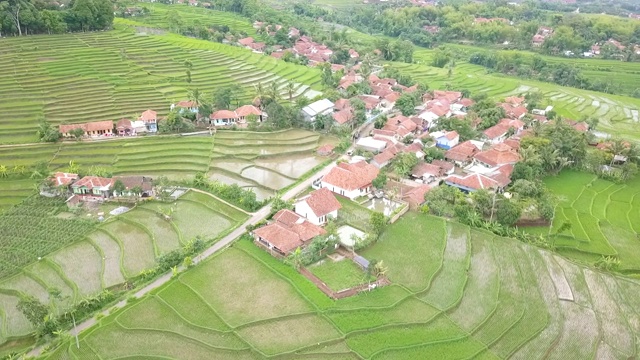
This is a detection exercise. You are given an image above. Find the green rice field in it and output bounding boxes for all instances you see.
[0,129,336,213]
[0,190,247,347]
[525,170,640,272]
[0,17,322,144]
[39,212,640,359]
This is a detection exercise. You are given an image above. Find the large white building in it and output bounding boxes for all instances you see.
[301,99,335,121]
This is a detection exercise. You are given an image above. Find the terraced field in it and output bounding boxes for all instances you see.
[525,170,640,272]
[0,129,336,212]
[0,21,322,144]
[391,48,640,141]
[41,212,640,359]
[0,190,247,347]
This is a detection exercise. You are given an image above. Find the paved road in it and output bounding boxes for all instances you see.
[28,159,337,357]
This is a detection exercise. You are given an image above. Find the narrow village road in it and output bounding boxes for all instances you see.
[28,160,337,357]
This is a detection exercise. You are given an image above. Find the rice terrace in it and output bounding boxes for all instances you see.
[1,0,640,358]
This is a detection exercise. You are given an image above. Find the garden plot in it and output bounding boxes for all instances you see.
[24,260,75,306]
[309,259,372,291]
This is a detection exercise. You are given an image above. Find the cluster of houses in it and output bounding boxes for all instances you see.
[532,26,554,47]
[58,110,158,139]
[42,172,154,205]
[170,101,268,127]
[237,22,360,69]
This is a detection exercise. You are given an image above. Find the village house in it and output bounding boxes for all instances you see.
[139,109,158,132]
[210,110,239,126]
[411,162,444,183]
[332,108,354,126]
[316,144,335,156]
[445,140,482,166]
[355,137,387,153]
[294,188,342,226]
[371,145,400,168]
[403,184,432,209]
[112,176,154,197]
[235,105,267,123]
[445,173,502,193]
[483,124,510,144]
[59,121,114,138]
[116,119,134,136]
[41,172,79,197]
[432,160,455,175]
[301,99,334,122]
[253,209,327,256]
[435,130,460,150]
[171,100,199,115]
[71,176,114,198]
[320,161,379,200]
[473,143,520,169]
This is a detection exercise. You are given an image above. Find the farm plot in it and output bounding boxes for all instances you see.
[208,130,336,199]
[525,170,640,270]
[40,213,640,360]
[0,18,322,143]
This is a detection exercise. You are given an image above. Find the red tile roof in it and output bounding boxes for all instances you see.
[235,105,261,117]
[139,109,157,122]
[446,173,500,190]
[71,176,114,190]
[431,160,454,172]
[412,162,443,177]
[322,161,379,191]
[433,90,462,103]
[59,121,113,134]
[238,37,254,46]
[474,143,520,167]
[317,144,335,155]
[384,92,401,103]
[332,109,353,125]
[254,210,326,254]
[403,184,431,206]
[445,131,459,140]
[504,96,525,106]
[116,119,132,130]
[457,98,474,107]
[210,110,238,119]
[373,148,398,166]
[445,141,480,162]
[334,98,350,111]
[176,100,197,108]
[297,188,342,217]
[51,172,79,187]
[498,118,525,130]
[483,124,509,140]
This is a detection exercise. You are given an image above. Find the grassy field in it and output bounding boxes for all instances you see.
[0,190,247,347]
[39,210,640,359]
[524,170,640,272]
[309,258,373,291]
[0,13,322,144]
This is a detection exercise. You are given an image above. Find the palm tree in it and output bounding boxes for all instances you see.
[66,160,80,174]
[286,247,303,270]
[253,83,265,109]
[268,81,280,103]
[0,165,8,178]
[188,88,203,108]
[520,145,542,167]
[285,81,296,102]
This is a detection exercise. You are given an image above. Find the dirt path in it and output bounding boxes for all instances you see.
[27,160,338,357]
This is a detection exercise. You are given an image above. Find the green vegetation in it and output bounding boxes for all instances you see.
[0,190,247,346]
[39,210,640,359]
[525,170,640,272]
[309,259,373,291]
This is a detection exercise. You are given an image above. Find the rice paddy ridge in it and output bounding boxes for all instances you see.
[36,213,640,359]
[0,22,322,144]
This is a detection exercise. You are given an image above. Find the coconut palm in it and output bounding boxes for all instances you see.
[285,81,296,102]
[66,160,80,174]
[188,88,203,108]
[520,145,542,167]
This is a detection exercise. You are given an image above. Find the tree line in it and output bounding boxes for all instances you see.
[0,0,114,36]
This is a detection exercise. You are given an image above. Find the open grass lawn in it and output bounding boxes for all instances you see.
[309,259,372,291]
[524,170,640,271]
[39,212,640,359]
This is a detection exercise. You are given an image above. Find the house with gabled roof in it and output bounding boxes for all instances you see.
[294,188,342,225]
[59,121,114,138]
[445,173,501,193]
[474,143,520,169]
[171,100,199,115]
[210,110,239,126]
[445,140,482,166]
[321,161,379,200]
[253,209,327,256]
[483,124,510,144]
[411,162,444,183]
[139,109,158,132]
[71,176,114,198]
[236,105,267,122]
[435,131,460,150]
